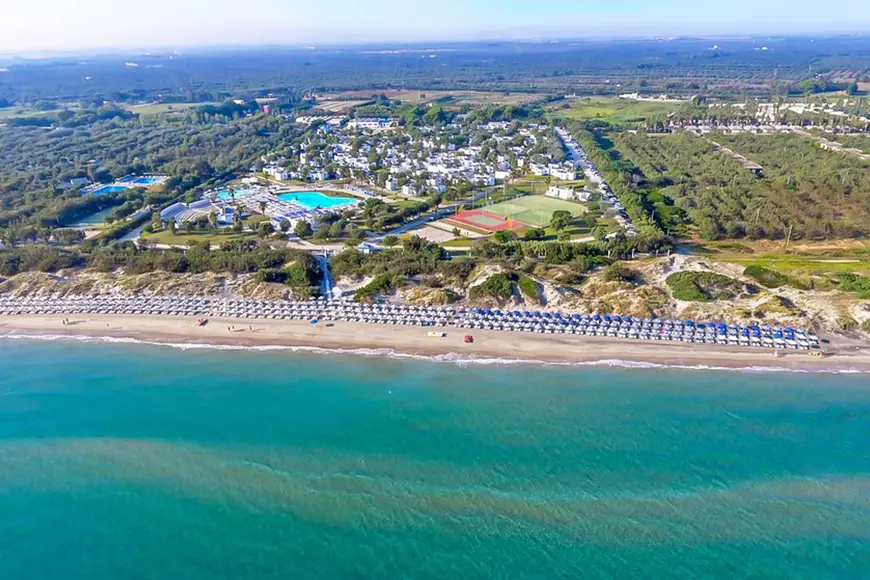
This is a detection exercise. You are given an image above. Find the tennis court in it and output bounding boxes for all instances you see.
[450,209,519,232]
[484,195,586,228]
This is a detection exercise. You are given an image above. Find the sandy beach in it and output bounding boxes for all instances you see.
[3,314,870,372]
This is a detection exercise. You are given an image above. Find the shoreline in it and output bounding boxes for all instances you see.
[3,314,870,373]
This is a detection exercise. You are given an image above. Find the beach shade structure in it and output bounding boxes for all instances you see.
[309,319,319,325]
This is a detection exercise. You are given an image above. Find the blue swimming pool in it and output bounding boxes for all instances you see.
[131,177,162,185]
[278,191,358,209]
[89,185,129,196]
[215,189,253,201]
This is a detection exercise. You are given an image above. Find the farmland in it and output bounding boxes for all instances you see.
[122,102,213,116]
[322,90,542,108]
[551,97,683,124]
[607,131,870,240]
[313,100,371,113]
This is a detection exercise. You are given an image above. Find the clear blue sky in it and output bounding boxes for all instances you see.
[3,0,869,53]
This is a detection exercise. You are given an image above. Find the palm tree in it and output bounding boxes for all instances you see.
[259,200,267,215]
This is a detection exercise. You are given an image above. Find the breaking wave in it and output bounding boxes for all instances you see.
[1,331,867,375]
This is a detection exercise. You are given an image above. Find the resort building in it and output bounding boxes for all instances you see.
[347,118,395,130]
[546,186,578,201]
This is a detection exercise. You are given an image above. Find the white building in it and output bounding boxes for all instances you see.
[264,166,290,180]
[550,167,578,181]
[546,186,579,202]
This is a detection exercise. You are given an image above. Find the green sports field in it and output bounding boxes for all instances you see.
[483,195,587,228]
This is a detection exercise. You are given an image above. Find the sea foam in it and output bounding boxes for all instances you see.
[1,331,866,375]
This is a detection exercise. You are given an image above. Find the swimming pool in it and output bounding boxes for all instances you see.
[130,177,162,185]
[215,189,253,201]
[278,191,358,209]
[89,185,129,196]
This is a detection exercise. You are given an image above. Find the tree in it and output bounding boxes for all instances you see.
[259,200,267,214]
[184,220,194,234]
[279,219,291,233]
[258,221,275,237]
[383,234,399,247]
[167,218,177,234]
[549,210,573,231]
[494,230,517,243]
[452,227,461,237]
[328,221,345,239]
[524,228,545,241]
[294,220,313,238]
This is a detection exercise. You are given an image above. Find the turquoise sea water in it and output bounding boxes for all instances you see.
[1,339,869,579]
[278,191,357,209]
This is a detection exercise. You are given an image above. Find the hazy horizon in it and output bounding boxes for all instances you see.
[3,0,870,55]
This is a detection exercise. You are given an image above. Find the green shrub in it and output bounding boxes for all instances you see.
[517,276,539,301]
[666,271,745,302]
[469,272,516,302]
[355,275,400,303]
[837,273,870,299]
[862,319,870,333]
[743,265,798,289]
[602,263,642,284]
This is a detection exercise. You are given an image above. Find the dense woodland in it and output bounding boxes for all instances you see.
[3,37,870,105]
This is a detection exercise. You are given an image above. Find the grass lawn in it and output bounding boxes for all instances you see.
[483,195,587,229]
[550,97,681,124]
[542,224,593,240]
[696,240,870,285]
[145,229,257,246]
[440,237,478,248]
[246,214,270,225]
[0,107,60,120]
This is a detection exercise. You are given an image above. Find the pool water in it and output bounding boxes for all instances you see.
[67,206,121,227]
[215,189,252,201]
[277,191,357,209]
[89,185,129,196]
[131,177,162,185]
